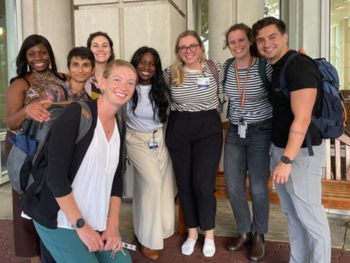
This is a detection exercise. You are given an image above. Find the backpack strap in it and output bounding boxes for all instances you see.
[75,101,93,143]
[277,52,315,156]
[276,52,301,98]
[206,59,219,94]
[207,59,226,113]
[223,58,235,118]
[258,58,269,87]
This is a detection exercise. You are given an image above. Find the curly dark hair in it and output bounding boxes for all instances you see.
[11,34,64,83]
[130,46,170,123]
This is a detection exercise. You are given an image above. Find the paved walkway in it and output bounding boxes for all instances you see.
[1,219,350,263]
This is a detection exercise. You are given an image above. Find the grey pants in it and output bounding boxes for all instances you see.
[270,143,331,263]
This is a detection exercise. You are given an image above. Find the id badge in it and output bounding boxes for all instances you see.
[197,77,210,88]
[148,138,159,150]
[238,117,247,138]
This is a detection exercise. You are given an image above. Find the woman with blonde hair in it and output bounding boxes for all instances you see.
[164,30,223,258]
[23,60,135,263]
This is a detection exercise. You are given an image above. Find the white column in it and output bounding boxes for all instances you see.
[21,0,73,72]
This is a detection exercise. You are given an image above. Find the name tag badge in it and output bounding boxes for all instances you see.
[148,138,159,150]
[197,77,210,88]
[238,117,247,139]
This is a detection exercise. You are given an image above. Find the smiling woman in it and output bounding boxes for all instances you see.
[126,46,174,261]
[5,34,66,263]
[23,60,136,263]
[222,23,272,262]
[85,31,116,98]
[163,30,224,258]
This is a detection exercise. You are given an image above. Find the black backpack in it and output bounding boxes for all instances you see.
[277,52,347,155]
[7,101,92,195]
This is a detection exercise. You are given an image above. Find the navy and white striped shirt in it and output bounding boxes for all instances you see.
[164,61,224,112]
[223,58,273,124]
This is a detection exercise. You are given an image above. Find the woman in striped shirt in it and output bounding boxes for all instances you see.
[164,30,223,258]
[223,23,272,262]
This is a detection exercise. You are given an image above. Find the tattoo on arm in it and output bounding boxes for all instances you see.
[290,129,306,136]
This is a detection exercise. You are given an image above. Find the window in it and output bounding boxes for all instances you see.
[264,0,280,18]
[193,0,209,57]
[0,1,7,131]
[330,0,350,90]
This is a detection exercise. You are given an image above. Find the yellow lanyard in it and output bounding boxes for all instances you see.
[234,57,252,110]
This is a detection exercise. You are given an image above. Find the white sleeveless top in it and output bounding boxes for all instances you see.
[57,117,120,231]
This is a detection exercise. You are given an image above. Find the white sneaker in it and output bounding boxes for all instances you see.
[181,237,197,255]
[203,238,215,257]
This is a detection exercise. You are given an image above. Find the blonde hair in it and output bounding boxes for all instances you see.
[103,59,138,82]
[171,30,206,87]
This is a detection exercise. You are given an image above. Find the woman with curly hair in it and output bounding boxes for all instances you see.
[126,46,175,261]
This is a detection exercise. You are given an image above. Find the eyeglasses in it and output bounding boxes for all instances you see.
[178,44,200,54]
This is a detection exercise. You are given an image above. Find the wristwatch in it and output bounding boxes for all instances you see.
[281,155,294,164]
[71,217,85,229]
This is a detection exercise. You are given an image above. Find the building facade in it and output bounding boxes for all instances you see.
[0,0,349,191]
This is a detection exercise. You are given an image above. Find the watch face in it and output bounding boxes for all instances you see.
[76,218,85,228]
[281,156,293,164]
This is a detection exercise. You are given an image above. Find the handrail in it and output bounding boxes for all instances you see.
[337,133,350,146]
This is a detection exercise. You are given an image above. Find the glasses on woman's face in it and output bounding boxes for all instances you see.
[178,44,200,54]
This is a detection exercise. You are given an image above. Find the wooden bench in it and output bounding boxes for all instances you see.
[178,121,350,235]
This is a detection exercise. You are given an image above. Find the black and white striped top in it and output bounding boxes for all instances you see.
[164,61,224,112]
[223,58,273,124]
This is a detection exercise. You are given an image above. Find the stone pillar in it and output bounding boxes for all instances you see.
[21,0,73,72]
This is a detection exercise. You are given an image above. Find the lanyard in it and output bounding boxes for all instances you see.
[234,57,252,110]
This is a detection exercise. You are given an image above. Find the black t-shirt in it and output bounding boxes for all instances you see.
[271,50,322,148]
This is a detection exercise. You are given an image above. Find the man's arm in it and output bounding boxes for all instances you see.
[272,88,317,184]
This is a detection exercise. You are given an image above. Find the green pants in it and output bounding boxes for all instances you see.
[34,221,132,263]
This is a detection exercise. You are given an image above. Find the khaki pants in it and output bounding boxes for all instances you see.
[126,127,175,249]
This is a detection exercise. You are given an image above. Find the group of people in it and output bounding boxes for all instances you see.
[4,16,330,263]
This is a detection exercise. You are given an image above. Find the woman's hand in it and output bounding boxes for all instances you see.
[24,99,51,122]
[76,223,104,252]
[101,225,122,252]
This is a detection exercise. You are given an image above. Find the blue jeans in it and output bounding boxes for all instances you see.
[224,119,272,234]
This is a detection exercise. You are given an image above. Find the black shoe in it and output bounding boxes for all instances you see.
[227,232,252,252]
[249,232,265,262]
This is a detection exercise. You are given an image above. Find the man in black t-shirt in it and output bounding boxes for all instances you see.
[252,17,331,263]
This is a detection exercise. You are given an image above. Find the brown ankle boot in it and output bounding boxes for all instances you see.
[227,232,252,251]
[141,245,159,260]
[249,232,265,262]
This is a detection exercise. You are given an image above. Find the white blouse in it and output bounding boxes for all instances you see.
[57,117,120,231]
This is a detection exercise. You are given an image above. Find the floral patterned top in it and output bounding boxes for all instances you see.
[46,80,91,102]
[24,71,66,105]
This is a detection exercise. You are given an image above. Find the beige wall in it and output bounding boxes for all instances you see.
[74,0,186,69]
[20,0,73,73]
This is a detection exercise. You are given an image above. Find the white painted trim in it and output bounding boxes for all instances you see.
[187,0,193,30]
[321,0,330,59]
[15,0,22,50]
